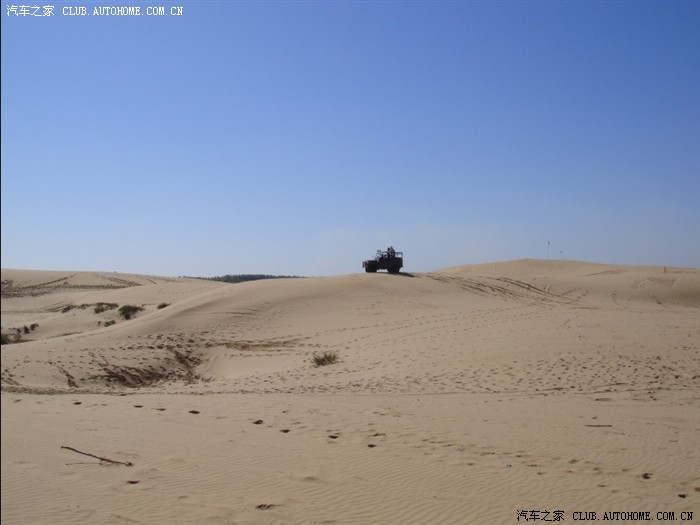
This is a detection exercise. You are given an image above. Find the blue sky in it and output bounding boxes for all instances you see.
[2,1,699,276]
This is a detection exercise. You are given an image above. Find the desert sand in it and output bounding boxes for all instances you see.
[1,260,699,524]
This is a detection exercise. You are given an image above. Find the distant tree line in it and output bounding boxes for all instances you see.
[187,274,304,284]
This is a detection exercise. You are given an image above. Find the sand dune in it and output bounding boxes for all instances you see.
[2,260,699,524]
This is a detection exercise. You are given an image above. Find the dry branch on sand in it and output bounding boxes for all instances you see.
[60,446,133,466]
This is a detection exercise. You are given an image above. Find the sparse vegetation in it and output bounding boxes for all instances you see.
[157,303,170,309]
[63,303,119,314]
[312,351,339,367]
[104,320,116,327]
[1,323,39,344]
[94,302,118,314]
[90,348,202,387]
[1,333,22,345]
[118,305,144,320]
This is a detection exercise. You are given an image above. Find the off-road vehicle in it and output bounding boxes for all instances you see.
[362,249,403,274]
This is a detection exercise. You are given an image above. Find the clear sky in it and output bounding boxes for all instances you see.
[2,1,699,276]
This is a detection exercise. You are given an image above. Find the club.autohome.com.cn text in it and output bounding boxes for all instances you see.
[6,5,185,17]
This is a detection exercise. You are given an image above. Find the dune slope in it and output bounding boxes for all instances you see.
[2,261,698,397]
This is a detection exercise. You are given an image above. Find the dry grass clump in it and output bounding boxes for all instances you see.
[118,305,144,320]
[94,302,118,314]
[312,351,339,367]
[1,333,22,345]
[1,324,39,344]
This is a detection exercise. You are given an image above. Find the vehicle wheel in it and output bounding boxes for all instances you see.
[365,262,377,273]
[388,265,400,274]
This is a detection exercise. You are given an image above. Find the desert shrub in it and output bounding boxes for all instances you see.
[30,323,39,331]
[61,303,88,312]
[157,303,170,309]
[104,320,116,327]
[312,351,339,367]
[94,302,118,314]
[23,325,30,334]
[1,333,21,345]
[118,305,144,320]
